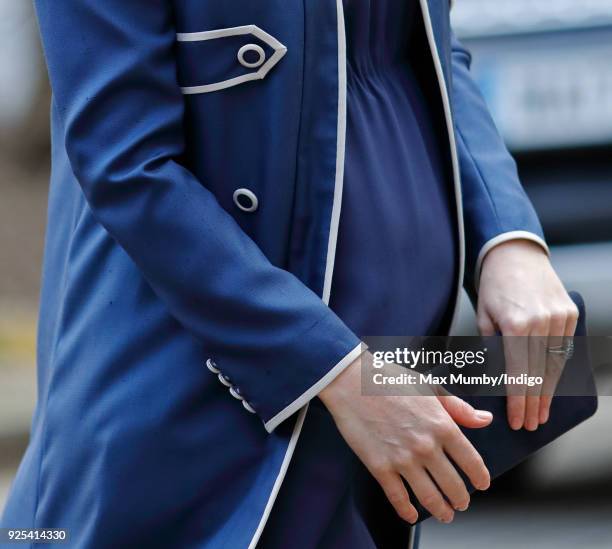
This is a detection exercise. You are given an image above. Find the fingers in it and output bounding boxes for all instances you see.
[443,427,490,492]
[502,335,528,430]
[538,354,562,425]
[564,302,579,339]
[426,454,470,511]
[374,469,419,524]
[402,467,455,523]
[539,302,579,424]
[438,395,493,429]
[525,318,549,431]
[372,438,476,524]
[436,397,491,494]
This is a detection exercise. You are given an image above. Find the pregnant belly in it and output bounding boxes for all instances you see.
[329,65,458,337]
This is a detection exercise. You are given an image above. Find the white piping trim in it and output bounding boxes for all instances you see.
[248,3,349,547]
[177,25,287,94]
[321,0,348,305]
[474,230,550,291]
[263,343,364,434]
[418,0,465,333]
[247,405,308,549]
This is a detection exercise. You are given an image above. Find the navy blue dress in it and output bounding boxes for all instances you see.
[260,0,458,546]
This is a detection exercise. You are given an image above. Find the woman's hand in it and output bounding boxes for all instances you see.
[477,239,579,431]
[320,355,492,524]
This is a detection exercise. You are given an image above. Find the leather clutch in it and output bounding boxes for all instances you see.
[412,291,598,522]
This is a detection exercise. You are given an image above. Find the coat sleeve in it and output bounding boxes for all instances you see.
[34,0,363,433]
[450,33,550,293]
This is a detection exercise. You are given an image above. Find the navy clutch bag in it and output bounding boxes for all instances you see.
[413,291,598,522]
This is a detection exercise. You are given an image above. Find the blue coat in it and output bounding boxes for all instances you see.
[2,0,546,547]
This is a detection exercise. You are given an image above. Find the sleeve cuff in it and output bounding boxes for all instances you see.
[263,342,366,433]
[474,230,550,291]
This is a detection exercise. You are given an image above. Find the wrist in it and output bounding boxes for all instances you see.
[485,238,547,264]
[481,238,550,280]
[319,352,363,412]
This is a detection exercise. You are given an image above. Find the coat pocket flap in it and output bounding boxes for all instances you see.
[176,25,287,94]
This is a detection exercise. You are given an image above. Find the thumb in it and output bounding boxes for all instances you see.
[438,393,493,429]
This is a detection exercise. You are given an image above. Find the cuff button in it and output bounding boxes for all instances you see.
[218,373,232,387]
[229,387,243,400]
[242,400,256,414]
[206,359,220,374]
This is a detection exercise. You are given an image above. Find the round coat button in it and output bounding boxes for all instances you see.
[242,400,256,414]
[233,188,259,213]
[237,44,265,69]
[206,359,220,374]
[229,387,243,400]
[218,373,232,387]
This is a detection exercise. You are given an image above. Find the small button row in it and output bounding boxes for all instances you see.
[205,359,256,414]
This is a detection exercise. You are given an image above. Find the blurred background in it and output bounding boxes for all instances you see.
[0,1,610,547]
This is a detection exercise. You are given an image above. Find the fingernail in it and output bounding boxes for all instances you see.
[540,410,549,424]
[510,417,522,430]
[439,513,454,524]
[476,473,491,490]
[476,410,492,421]
[455,503,469,512]
[525,419,538,431]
